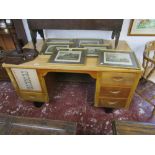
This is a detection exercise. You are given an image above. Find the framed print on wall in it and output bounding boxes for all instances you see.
[128,19,155,36]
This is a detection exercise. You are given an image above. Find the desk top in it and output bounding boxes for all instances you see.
[3,40,142,73]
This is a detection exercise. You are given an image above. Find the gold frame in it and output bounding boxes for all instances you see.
[128,19,155,36]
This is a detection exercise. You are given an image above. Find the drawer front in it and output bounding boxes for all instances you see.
[19,92,48,102]
[98,98,127,108]
[101,72,136,86]
[99,87,131,98]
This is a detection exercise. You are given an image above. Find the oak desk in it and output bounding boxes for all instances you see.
[3,40,143,109]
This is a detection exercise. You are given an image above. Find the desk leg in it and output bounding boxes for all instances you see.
[33,102,44,108]
[104,108,114,113]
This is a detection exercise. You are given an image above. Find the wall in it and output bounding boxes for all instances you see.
[120,20,155,62]
[22,19,155,63]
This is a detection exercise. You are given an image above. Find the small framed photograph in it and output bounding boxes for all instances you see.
[128,19,155,36]
[49,50,86,64]
[98,50,140,69]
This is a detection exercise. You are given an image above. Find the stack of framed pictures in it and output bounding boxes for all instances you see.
[98,50,140,69]
[41,38,76,55]
[49,48,86,65]
[41,38,140,69]
[41,38,115,58]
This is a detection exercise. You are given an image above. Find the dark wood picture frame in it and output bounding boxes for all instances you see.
[98,50,140,69]
[49,49,86,64]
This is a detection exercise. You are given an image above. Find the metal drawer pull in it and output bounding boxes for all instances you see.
[107,101,118,105]
[112,77,124,81]
[110,90,121,94]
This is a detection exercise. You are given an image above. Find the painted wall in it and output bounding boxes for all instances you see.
[120,20,155,63]
[23,19,155,63]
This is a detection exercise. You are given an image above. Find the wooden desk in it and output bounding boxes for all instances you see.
[3,40,143,109]
[112,120,155,135]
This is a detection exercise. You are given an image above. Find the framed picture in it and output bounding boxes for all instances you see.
[46,38,75,44]
[98,50,140,69]
[128,19,155,36]
[80,44,112,56]
[44,44,69,55]
[47,39,70,43]
[49,50,86,64]
[58,48,87,51]
[41,43,70,55]
[78,38,104,47]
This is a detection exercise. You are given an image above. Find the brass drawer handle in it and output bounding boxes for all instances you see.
[107,101,118,105]
[109,90,121,94]
[112,77,124,82]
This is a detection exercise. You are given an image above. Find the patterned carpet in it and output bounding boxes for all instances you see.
[0,73,155,134]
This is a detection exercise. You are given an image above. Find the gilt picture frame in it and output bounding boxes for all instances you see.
[98,50,140,69]
[128,19,155,36]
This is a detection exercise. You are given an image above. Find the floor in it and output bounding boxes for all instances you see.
[0,73,155,134]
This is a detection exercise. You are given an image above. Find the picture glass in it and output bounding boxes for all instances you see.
[47,39,71,43]
[54,50,82,62]
[130,19,155,35]
[82,46,106,56]
[45,45,69,54]
[103,52,133,66]
[79,39,100,45]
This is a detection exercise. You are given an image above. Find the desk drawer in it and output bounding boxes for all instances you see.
[99,87,131,98]
[98,98,127,108]
[19,92,48,102]
[101,72,136,86]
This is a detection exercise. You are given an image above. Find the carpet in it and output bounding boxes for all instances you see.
[0,73,155,134]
